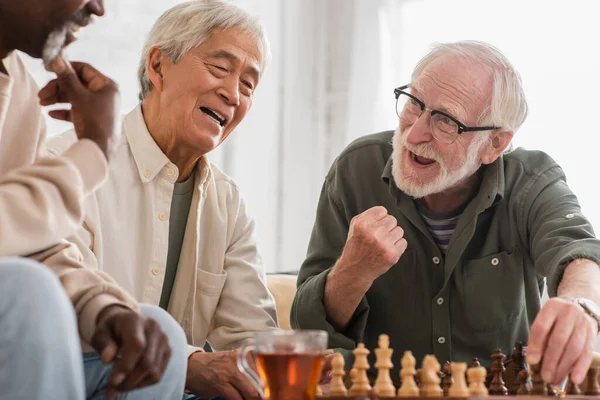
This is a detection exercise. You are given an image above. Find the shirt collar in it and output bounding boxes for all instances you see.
[124,104,213,190]
[380,151,506,208]
[124,104,171,183]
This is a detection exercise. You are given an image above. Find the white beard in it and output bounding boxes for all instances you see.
[41,8,92,70]
[391,126,490,199]
[42,25,69,70]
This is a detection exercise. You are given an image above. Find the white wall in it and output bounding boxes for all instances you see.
[24,0,600,279]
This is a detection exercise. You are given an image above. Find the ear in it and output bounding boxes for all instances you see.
[480,129,514,165]
[146,46,166,93]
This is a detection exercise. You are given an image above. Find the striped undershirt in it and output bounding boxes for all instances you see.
[416,202,465,254]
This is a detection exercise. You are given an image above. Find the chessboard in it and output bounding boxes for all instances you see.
[313,335,600,398]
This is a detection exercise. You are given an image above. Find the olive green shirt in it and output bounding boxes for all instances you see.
[291,130,600,384]
[159,171,195,310]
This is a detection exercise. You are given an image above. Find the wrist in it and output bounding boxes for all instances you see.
[96,304,131,326]
[330,258,373,292]
[563,297,600,335]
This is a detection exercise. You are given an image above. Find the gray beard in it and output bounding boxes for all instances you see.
[41,8,92,70]
[42,25,68,70]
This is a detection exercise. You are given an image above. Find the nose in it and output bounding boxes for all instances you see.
[217,77,240,106]
[86,0,105,17]
[405,111,434,145]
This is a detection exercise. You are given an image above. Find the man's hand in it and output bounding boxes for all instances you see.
[186,351,258,400]
[38,57,121,161]
[337,206,407,283]
[527,297,598,385]
[92,305,172,398]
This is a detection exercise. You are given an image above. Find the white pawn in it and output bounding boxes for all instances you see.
[348,343,371,396]
[329,353,348,396]
[398,351,419,397]
[448,362,469,397]
[374,334,396,397]
[421,355,443,397]
[467,366,489,396]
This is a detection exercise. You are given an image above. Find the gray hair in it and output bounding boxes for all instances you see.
[411,40,528,133]
[138,0,270,101]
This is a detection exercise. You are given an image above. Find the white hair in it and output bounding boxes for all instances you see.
[411,40,528,133]
[137,0,270,101]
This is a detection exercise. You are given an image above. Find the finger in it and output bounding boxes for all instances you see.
[386,226,405,245]
[379,215,398,233]
[118,321,166,391]
[540,306,578,383]
[221,387,244,400]
[47,109,72,122]
[38,79,63,103]
[394,238,408,253]
[364,206,388,221]
[90,326,119,364]
[69,61,110,91]
[51,57,84,94]
[232,373,260,398]
[570,316,596,384]
[110,321,147,387]
[527,302,561,365]
[552,313,588,384]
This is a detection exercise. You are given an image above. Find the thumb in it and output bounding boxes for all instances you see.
[91,325,119,364]
[51,57,83,93]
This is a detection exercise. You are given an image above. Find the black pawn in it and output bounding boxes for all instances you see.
[566,376,582,395]
[469,357,481,369]
[441,361,453,397]
[516,369,531,395]
[511,342,527,395]
[529,363,547,396]
[489,349,508,395]
[585,367,600,396]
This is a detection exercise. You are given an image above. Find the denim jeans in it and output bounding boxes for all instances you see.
[0,257,188,400]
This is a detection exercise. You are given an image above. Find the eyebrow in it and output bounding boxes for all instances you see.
[411,83,467,122]
[208,49,261,80]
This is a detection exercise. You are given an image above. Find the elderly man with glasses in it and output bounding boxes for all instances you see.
[291,41,600,388]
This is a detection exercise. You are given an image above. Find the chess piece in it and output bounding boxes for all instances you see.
[516,369,531,395]
[585,366,600,396]
[468,357,481,369]
[546,383,557,396]
[441,361,453,397]
[416,368,423,389]
[448,362,469,397]
[467,366,489,396]
[329,353,348,396]
[529,363,547,395]
[348,343,371,396]
[511,342,527,395]
[420,355,443,397]
[397,351,419,397]
[489,348,508,395]
[565,375,582,395]
[373,334,395,397]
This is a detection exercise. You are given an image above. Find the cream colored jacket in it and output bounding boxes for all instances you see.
[0,51,138,349]
[48,105,278,356]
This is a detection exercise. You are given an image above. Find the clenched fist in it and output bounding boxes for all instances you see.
[338,206,408,284]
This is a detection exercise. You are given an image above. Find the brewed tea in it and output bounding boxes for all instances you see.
[256,352,324,400]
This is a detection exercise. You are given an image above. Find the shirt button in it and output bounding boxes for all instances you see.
[491,257,499,266]
[158,212,167,221]
[437,297,444,305]
[166,168,175,176]
[438,336,446,344]
[432,257,440,265]
[566,213,575,219]
[151,267,160,276]
[144,170,151,178]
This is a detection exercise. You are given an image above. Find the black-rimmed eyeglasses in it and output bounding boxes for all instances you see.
[394,84,500,144]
